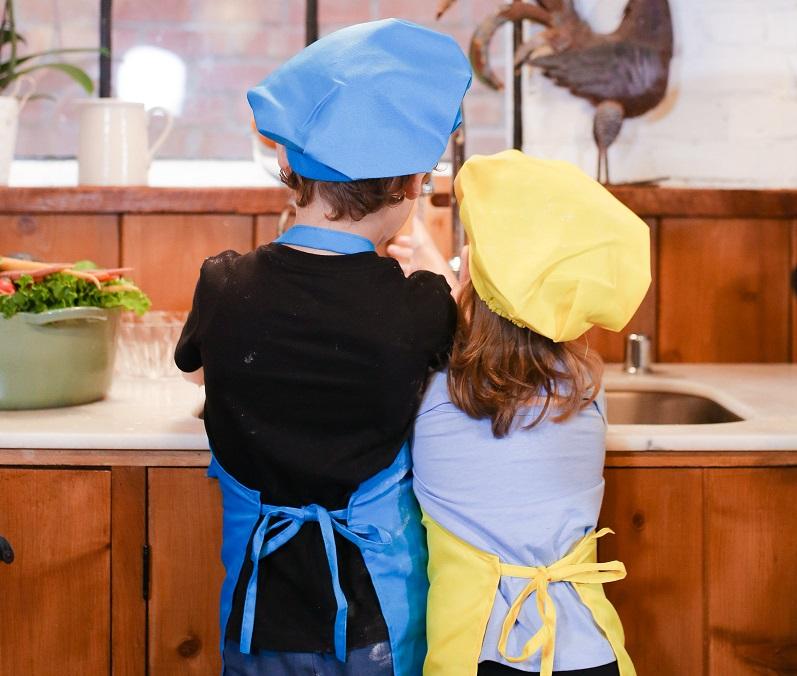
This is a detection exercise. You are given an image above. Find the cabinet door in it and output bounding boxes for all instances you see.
[0,214,119,267]
[791,221,797,363]
[122,215,253,311]
[706,468,797,674]
[148,468,225,675]
[658,218,790,362]
[0,468,111,674]
[600,468,704,675]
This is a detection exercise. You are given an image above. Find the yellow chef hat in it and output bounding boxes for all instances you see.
[455,150,651,342]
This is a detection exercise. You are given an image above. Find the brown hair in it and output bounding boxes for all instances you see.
[280,169,411,222]
[447,282,603,438]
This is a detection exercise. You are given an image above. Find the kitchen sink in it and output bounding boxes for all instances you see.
[605,390,743,425]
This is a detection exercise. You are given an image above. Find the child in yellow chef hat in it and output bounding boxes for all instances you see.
[393,149,650,676]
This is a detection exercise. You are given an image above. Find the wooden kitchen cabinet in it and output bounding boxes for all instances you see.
[147,468,225,675]
[791,220,797,362]
[121,215,254,311]
[600,468,705,675]
[0,214,119,267]
[0,468,112,675]
[658,218,791,362]
[0,452,795,675]
[705,468,797,675]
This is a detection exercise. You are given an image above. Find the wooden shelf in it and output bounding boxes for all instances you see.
[0,186,293,214]
[3,184,797,217]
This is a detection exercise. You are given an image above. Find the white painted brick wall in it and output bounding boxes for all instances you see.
[521,0,797,187]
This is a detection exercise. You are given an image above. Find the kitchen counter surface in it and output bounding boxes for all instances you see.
[0,365,795,463]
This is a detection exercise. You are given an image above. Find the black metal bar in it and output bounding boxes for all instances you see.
[99,0,112,97]
[512,17,523,150]
[451,107,466,257]
[305,0,319,46]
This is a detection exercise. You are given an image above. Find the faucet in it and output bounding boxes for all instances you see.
[623,333,652,374]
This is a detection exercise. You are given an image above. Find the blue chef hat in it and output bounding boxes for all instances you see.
[247,19,472,182]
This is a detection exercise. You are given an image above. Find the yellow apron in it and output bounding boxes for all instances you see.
[422,513,635,676]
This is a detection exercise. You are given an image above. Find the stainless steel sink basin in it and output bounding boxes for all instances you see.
[605,390,743,425]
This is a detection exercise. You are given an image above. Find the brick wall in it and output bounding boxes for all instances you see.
[522,0,797,187]
[15,0,796,187]
[14,0,509,160]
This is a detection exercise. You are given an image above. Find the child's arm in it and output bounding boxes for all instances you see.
[387,216,460,291]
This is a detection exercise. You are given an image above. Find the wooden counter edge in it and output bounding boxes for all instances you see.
[0,448,796,468]
[0,448,211,466]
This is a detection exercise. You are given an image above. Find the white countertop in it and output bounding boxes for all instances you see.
[0,364,795,452]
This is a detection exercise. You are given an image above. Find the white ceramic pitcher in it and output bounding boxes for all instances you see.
[78,99,173,185]
[0,78,35,185]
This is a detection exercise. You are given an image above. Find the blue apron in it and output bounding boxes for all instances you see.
[207,225,428,676]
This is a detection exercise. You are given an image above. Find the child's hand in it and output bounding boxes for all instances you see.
[387,217,460,290]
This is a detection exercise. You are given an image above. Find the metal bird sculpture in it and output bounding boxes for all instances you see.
[440,0,673,184]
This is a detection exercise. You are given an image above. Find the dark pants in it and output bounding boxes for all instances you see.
[478,660,620,676]
[223,639,393,676]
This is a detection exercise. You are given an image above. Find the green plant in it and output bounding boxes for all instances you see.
[0,0,98,95]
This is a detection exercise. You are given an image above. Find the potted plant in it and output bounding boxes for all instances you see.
[0,0,98,183]
[0,256,151,409]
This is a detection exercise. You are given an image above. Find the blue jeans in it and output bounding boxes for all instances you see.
[223,640,394,676]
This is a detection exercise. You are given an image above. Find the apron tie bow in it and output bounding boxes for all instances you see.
[240,502,392,660]
[497,528,626,676]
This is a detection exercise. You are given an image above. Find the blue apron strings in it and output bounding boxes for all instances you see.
[240,502,392,660]
[274,224,376,255]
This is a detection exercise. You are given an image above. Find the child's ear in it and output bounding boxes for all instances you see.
[276,144,292,174]
[404,173,426,200]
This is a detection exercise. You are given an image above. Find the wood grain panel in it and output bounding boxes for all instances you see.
[112,467,147,676]
[148,468,225,675]
[429,181,797,219]
[706,468,797,674]
[121,215,253,311]
[0,468,111,675]
[791,220,796,362]
[0,214,119,266]
[586,218,658,363]
[658,218,791,362]
[255,212,292,246]
[0,186,291,214]
[600,468,704,675]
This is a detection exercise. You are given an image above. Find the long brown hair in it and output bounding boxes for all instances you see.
[447,282,603,438]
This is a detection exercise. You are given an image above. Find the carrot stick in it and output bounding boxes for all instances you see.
[1,265,72,280]
[63,269,102,289]
[0,256,73,271]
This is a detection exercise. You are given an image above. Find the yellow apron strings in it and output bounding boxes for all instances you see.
[574,583,637,676]
[496,529,629,676]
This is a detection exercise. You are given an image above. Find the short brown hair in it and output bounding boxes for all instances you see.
[280,169,411,222]
[447,282,603,438]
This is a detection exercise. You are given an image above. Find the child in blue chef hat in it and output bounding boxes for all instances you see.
[175,19,471,676]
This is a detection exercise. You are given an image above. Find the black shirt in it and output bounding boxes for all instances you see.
[175,243,456,653]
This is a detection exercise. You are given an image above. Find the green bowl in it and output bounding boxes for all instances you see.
[0,307,120,410]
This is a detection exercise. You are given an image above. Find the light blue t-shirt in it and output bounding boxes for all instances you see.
[412,370,616,672]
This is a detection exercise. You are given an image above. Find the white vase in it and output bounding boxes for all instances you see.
[0,78,35,185]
